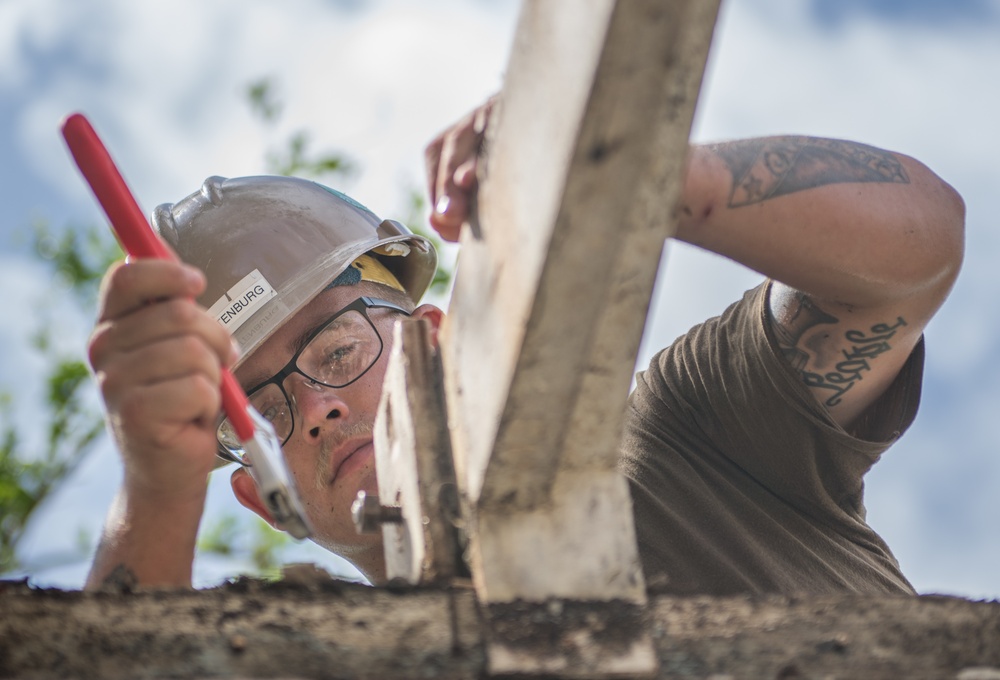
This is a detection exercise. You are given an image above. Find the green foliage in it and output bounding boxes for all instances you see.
[399,188,454,296]
[0,399,27,569]
[250,520,291,577]
[267,130,355,179]
[33,219,123,297]
[0,388,104,571]
[247,78,283,123]
[198,513,290,580]
[198,514,241,557]
[247,78,355,182]
[0,222,117,572]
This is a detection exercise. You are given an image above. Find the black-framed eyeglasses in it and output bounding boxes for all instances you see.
[216,296,410,464]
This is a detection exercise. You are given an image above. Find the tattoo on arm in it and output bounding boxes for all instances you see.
[101,563,138,593]
[771,293,839,370]
[801,317,907,407]
[711,137,910,208]
[773,292,907,407]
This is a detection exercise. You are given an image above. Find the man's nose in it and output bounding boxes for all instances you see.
[287,375,350,443]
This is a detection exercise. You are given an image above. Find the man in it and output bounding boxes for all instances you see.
[85,100,964,594]
[86,176,439,587]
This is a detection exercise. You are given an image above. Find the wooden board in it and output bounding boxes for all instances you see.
[5,583,1000,680]
[373,318,462,584]
[441,0,721,604]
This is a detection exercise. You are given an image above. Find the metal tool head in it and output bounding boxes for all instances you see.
[241,408,313,540]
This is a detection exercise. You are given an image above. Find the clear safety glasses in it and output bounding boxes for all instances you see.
[216,296,409,464]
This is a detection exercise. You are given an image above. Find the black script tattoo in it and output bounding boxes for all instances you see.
[801,317,908,407]
[710,137,910,208]
[772,292,839,371]
[101,563,138,593]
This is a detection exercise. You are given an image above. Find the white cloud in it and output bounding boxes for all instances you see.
[14,0,516,224]
[0,0,83,89]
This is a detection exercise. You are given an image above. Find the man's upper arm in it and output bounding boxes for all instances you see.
[767,281,927,430]
[678,137,963,431]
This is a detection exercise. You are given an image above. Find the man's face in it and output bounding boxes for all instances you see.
[233,284,416,573]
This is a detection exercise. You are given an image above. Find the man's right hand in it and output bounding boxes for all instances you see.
[85,258,237,590]
[89,259,237,500]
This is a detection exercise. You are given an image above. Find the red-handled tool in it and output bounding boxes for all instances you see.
[61,112,311,539]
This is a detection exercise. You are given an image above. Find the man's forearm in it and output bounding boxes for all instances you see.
[675,136,965,309]
[85,486,205,590]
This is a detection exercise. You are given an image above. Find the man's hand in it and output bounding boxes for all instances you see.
[89,259,236,496]
[424,96,495,241]
[85,258,237,589]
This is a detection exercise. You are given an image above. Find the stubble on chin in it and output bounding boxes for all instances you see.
[314,420,374,491]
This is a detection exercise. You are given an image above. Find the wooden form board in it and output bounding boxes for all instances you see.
[441,0,721,604]
[373,319,462,584]
[10,584,1000,679]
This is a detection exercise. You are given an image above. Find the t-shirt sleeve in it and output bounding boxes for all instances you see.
[631,281,924,523]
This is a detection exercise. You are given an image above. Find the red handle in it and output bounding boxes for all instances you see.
[61,112,256,442]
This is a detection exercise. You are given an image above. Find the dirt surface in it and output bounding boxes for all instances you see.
[650,594,1000,679]
[0,577,483,680]
[1,576,998,679]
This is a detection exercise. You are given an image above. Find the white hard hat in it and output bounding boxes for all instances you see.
[152,175,436,367]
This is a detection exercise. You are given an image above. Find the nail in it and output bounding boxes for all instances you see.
[435,195,451,216]
[184,265,204,286]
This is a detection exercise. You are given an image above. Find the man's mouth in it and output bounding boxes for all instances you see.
[328,439,373,485]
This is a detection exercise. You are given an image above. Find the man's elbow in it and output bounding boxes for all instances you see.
[858,161,964,311]
[899,169,965,304]
[926,174,965,290]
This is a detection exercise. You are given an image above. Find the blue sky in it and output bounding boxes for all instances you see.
[809,0,998,27]
[2,0,999,597]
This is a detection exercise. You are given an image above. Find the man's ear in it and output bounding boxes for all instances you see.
[230,467,276,528]
[411,304,444,347]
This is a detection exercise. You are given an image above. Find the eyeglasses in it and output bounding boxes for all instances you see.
[216,296,410,464]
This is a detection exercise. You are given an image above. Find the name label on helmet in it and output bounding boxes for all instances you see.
[208,269,277,334]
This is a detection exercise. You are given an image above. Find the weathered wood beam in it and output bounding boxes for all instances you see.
[441,0,721,604]
[4,583,1000,680]
[0,579,483,680]
[369,319,463,584]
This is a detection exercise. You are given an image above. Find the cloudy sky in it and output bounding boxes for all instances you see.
[2,0,998,598]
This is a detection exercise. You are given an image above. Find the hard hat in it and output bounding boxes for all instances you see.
[152,175,437,367]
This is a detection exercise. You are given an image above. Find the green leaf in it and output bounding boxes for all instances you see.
[0,280,106,575]
[198,514,241,556]
[246,78,282,123]
[32,221,122,303]
[46,361,90,410]
[251,518,290,574]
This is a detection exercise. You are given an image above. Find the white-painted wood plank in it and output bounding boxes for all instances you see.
[441,0,721,605]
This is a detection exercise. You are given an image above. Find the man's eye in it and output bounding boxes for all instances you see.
[326,341,357,364]
[260,404,282,421]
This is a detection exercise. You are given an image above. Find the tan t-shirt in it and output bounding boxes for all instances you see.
[620,282,921,596]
